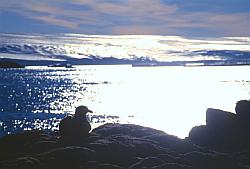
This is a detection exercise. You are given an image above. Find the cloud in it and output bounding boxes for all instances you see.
[1,0,250,36]
[112,25,159,35]
[93,0,177,17]
[33,16,79,29]
[176,12,250,36]
[0,0,177,32]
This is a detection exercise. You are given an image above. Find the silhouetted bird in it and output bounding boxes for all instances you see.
[59,106,93,141]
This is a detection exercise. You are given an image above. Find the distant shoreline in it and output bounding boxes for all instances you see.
[1,57,250,68]
[0,61,24,68]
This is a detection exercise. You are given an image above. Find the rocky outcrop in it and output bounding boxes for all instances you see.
[1,101,250,169]
[206,108,236,127]
[189,100,250,152]
[0,123,248,169]
[236,100,250,123]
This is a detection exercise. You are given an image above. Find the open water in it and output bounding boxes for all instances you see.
[1,65,250,138]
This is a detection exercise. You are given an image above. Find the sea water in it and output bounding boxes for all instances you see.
[1,65,250,138]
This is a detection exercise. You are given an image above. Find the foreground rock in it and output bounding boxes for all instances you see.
[189,100,250,153]
[0,123,248,169]
[1,100,250,169]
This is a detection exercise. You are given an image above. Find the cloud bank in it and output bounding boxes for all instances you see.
[0,0,250,36]
[1,33,250,63]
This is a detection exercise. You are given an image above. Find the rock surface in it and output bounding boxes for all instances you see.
[189,100,250,152]
[0,123,248,169]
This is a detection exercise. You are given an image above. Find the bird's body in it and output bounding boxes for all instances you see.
[59,106,92,141]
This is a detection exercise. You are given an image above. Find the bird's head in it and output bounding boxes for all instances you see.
[75,106,93,117]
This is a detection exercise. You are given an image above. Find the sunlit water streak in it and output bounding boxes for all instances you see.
[0,65,250,138]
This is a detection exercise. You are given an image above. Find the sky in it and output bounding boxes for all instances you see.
[0,0,250,37]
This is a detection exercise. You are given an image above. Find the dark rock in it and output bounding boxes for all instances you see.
[189,108,239,151]
[39,146,95,169]
[206,108,236,127]
[234,150,250,167]
[236,100,250,122]
[0,157,41,169]
[93,123,199,153]
[0,130,54,160]
[153,163,193,169]
[127,157,165,169]
[83,161,123,169]
[29,141,58,154]
[183,151,240,169]
[41,146,95,157]
[156,154,188,165]
[127,157,193,169]
[143,133,197,154]
[95,163,123,169]
[92,123,166,137]
[189,100,250,152]
[86,135,166,167]
[1,116,250,169]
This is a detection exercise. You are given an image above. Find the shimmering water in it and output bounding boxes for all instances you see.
[1,65,250,138]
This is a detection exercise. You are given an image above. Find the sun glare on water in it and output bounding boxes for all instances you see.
[65,65,250,138]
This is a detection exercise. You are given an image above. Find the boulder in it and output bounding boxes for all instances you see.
[206,108,236,127]
[189,101,250,152]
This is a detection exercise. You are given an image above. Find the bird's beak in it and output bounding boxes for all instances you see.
[88,110,93,113]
